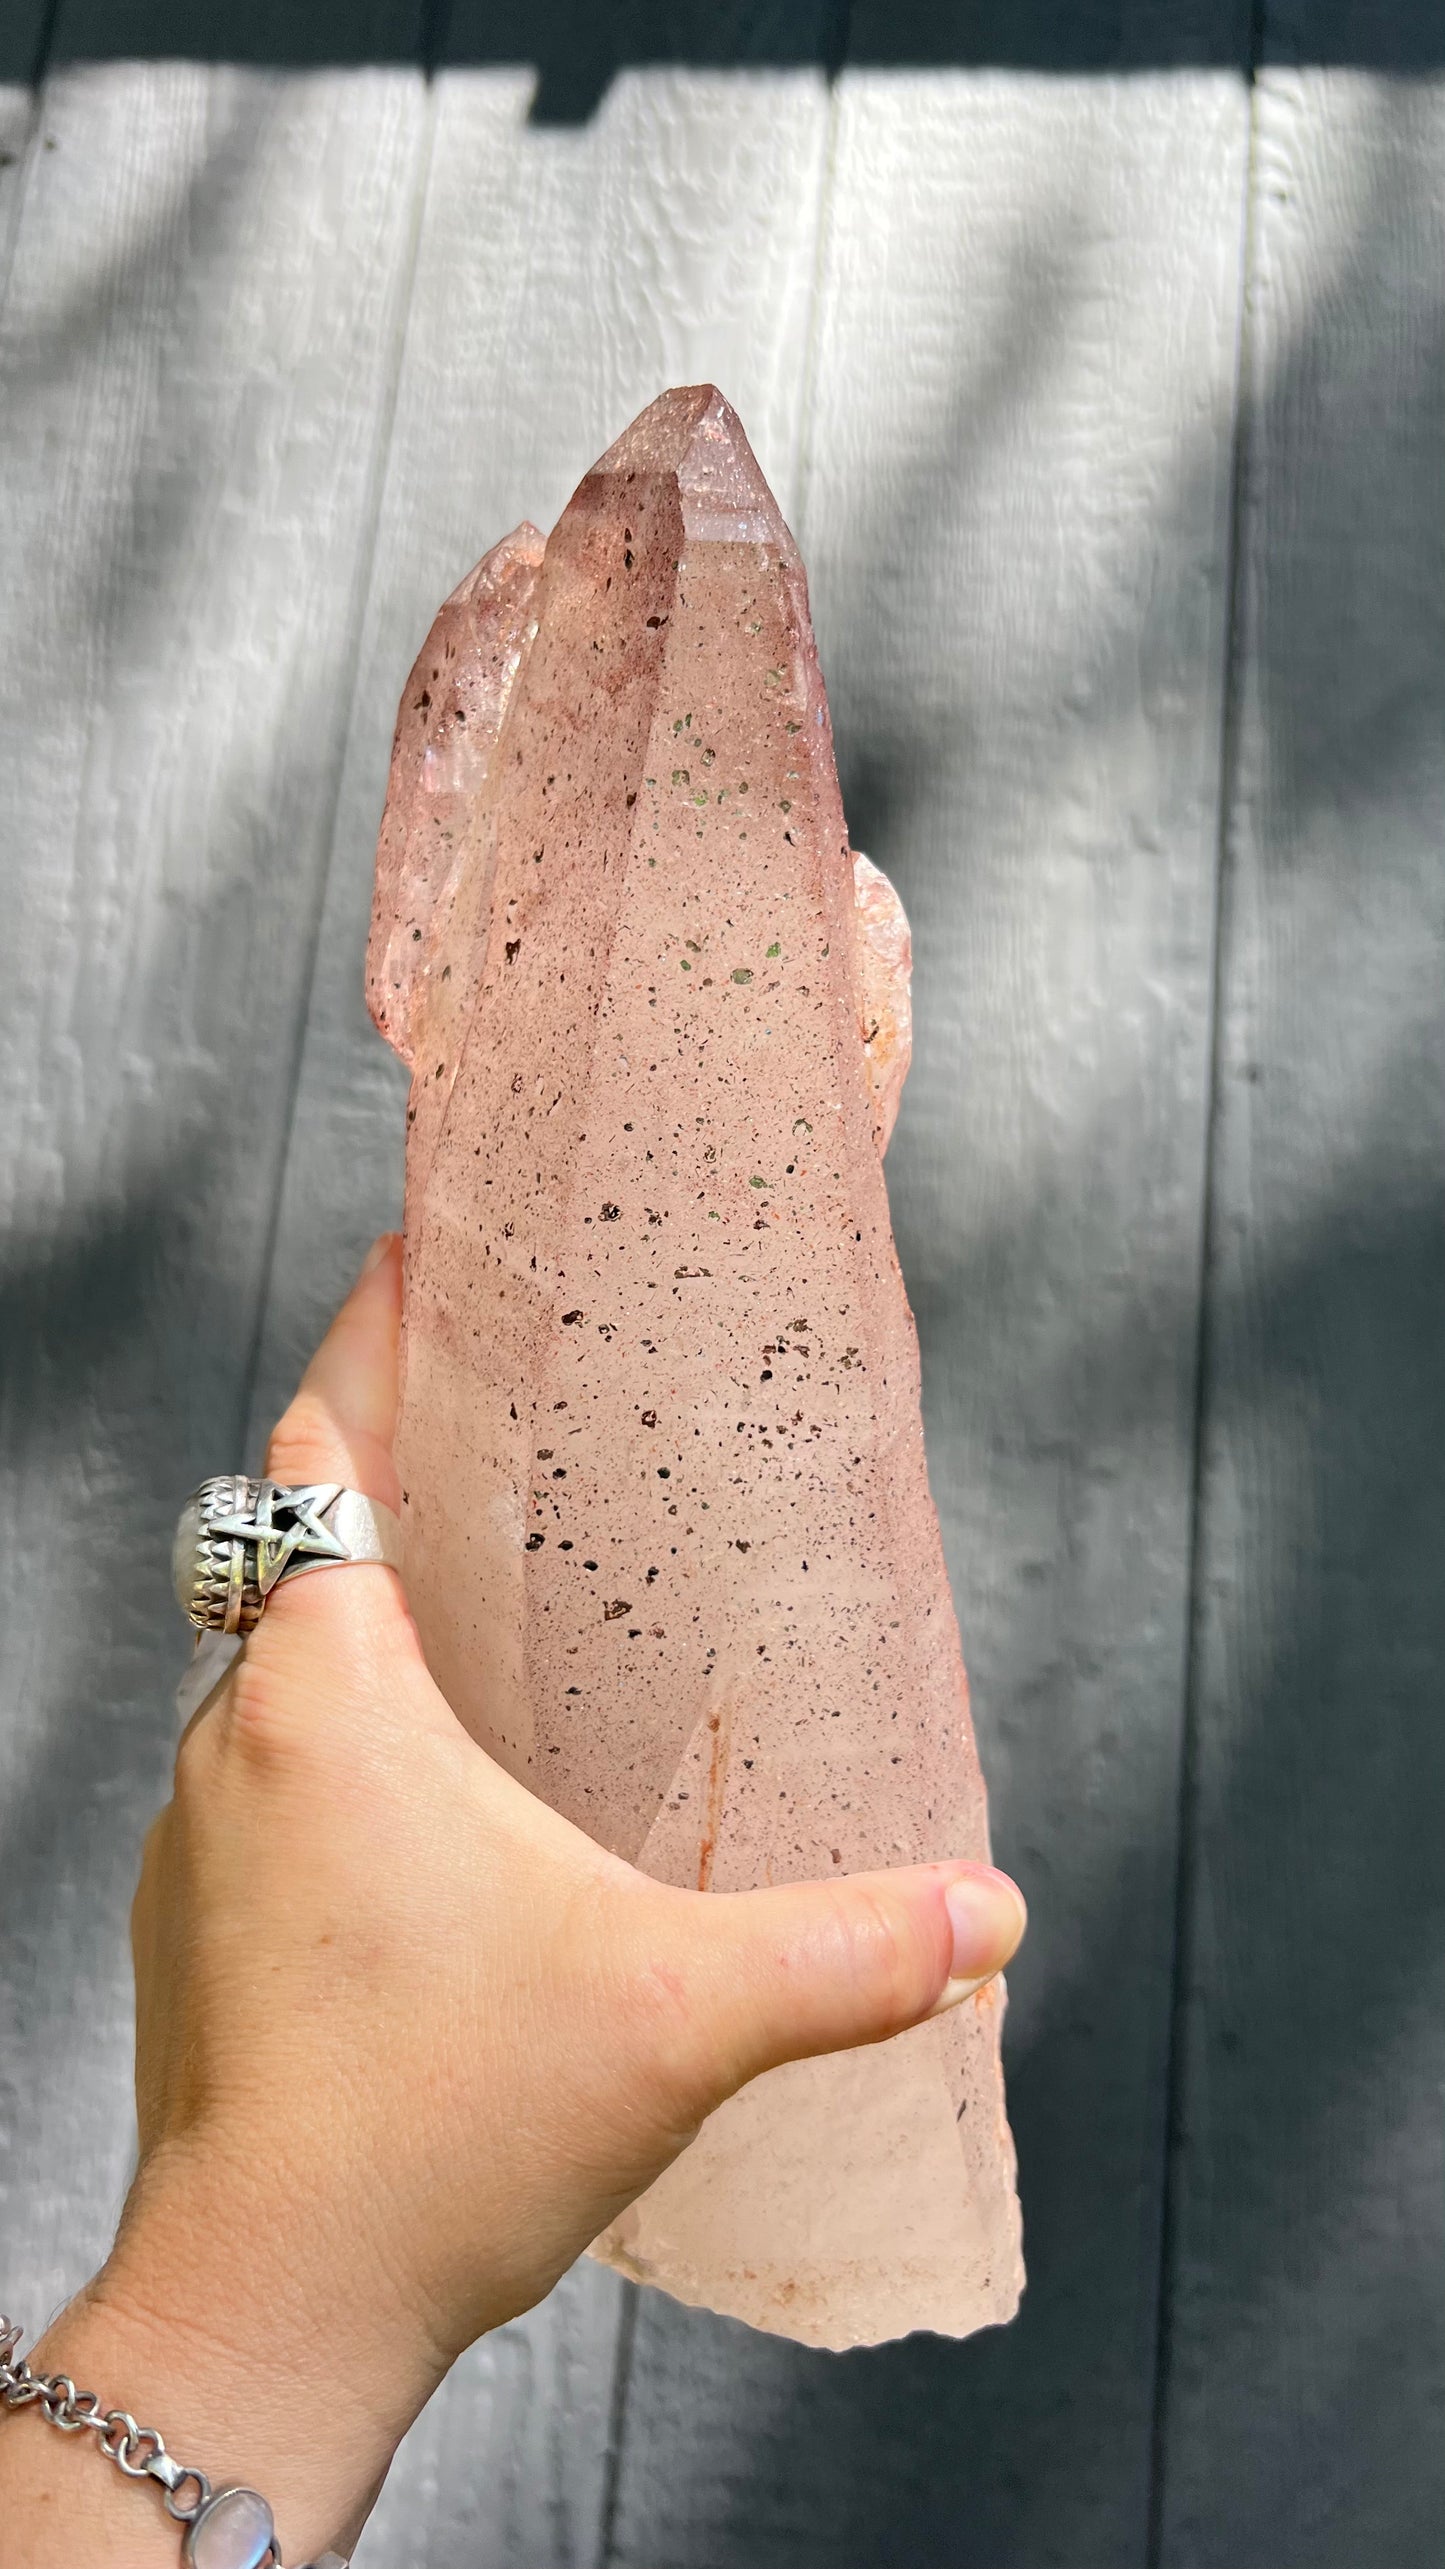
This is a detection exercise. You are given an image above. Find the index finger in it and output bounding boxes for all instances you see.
[265,1232,404,1511]
[175,1233,409,1737]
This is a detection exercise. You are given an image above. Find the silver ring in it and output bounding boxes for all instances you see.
[172,1475,404,1636]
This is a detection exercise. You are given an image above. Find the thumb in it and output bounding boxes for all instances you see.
[660,1859,1027,2112]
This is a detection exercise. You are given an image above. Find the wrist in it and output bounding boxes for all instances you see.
[30,2288,380,2566]
[5,2145,445,2568]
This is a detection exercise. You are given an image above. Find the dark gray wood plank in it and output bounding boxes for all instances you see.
[1156,63,1445,2569]
[604,56,1250,2569]
[0,48,427,2334]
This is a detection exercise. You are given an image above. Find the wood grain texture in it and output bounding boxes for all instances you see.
[356,2264,628,2569]
[604,63,1250,2569]
[1156,67,1445,2569]
[247,59,838,2568]
[0,44,426,2332]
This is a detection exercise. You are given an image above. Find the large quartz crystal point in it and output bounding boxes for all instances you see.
[369,386,1022,2350]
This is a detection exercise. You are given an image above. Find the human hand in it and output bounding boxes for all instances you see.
[6,1236,1025,2564]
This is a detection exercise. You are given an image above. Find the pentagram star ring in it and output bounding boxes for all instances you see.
[173,1475,405,1637]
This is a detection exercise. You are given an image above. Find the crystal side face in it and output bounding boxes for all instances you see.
[369,386,1022,2349]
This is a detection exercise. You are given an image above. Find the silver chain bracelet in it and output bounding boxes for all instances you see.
[1,2315,347,2567]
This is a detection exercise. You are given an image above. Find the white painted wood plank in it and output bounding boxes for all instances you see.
[0,49,426,2340]
[248,61,836,2569]
[1158,66,1445,2569]
[607,65,1249,2569]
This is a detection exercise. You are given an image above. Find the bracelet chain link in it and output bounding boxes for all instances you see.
[1,2315,346,2567]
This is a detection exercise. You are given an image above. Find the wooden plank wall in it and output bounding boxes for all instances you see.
[0,7,1439,2566]
[1155,44,1445,2569]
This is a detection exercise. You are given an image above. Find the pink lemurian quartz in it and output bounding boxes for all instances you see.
[368,388,1022,2349]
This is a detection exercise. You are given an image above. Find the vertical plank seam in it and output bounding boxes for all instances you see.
[594,2278,640,2569]
[419,0,452,80]
[1144,12,1267,2564]
[232,73,441,1465]
[0,111,40,321]
[789,3,851,548]
[26,0,61,87]
[0,3,58,321]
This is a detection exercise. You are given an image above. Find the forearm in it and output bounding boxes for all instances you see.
[1,2301,383,2566]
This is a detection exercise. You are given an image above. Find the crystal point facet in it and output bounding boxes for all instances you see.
[370,387,1022,2348]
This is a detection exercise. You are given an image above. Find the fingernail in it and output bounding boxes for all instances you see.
[360,1232,398,1278]
[930,1868,1028,2017]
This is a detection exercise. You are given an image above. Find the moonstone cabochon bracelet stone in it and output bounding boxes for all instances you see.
[369,385,1023,2349]
[180,2483,348,2568]
[183,2485,275,2569]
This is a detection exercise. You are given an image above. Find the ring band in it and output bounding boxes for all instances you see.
[172,1475,404,1636]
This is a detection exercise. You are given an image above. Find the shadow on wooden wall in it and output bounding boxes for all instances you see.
[9,0,1445,104]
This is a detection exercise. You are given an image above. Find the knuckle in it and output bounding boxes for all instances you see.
[219,1650,317,1786]
[834,1885,925,2035]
